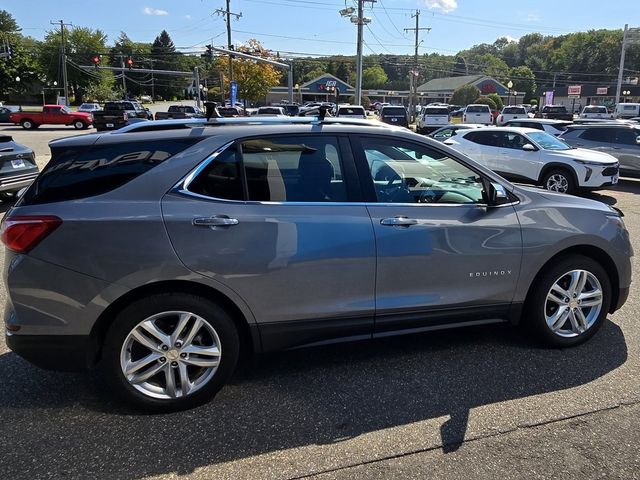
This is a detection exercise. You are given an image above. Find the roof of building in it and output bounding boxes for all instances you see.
[417,75,485,92]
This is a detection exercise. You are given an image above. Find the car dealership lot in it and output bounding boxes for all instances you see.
[0,126,639,480]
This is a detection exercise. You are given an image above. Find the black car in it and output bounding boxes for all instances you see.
[0,106,21,124]
[379,105,409,127]
[0,134,39,200]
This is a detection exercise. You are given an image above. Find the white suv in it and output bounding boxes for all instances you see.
[580,105,612,119]
[444,127,619,194]
[463,104,492,125]
[496,106,527,125]
[416,105,450,134]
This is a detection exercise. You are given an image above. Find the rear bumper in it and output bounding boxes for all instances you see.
[5,332,94,371]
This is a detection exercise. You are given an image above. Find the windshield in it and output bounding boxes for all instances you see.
[382,107,406,116]
[338,107,365,115]
[60,106,71,114]
[527,131,571,150]
[584,106,607,113]
[424,107,449,115]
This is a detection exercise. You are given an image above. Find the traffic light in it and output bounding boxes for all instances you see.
[201,44,213,60]
[126,57,134,70]
[92,55,101,70]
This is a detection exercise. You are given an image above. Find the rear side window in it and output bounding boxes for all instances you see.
[242,136,347,202]
[21,138,202,205]
[188,145,244,200]
[579,128,613,142]
[464,131,501,147]
[503,107,525,114]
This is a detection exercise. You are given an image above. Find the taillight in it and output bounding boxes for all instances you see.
[463,115,467,122]
[0,215,62,254]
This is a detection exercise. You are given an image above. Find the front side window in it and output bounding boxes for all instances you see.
[526,132,570,150]
[361,138,486,204]
[242,136,347,202]
[501,132,529,150]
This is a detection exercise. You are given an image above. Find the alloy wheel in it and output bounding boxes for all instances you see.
[120,311,222,399]
[545,173,569,193]
[544,269,603,338]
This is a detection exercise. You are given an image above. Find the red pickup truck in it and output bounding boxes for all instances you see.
[9,105,93,130]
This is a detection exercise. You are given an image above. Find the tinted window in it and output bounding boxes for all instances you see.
[104,102,133,111]
[466,105,490,113]
[21,138,202,205]
[338,107,365,116]
[381,107,407,116]
[258,108,283,115]
[543,106,567,113]
[465,131,501,147]
[188,145,244,200]
[584,106,607,113]
[242,136,347,202]
[501,132,529,150]
[614,128,640,146]
[579,128,613,142]
[423,107,449,115]
[361,138,485,204]
[502,107,526,114]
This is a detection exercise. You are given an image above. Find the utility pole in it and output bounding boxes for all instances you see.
[120,55,127,95]
[194,66,202,108]
[215,2,242,83]
[349,0,375,106]
[50,20,72,105]
[404,10,430,123]
[616,24,629,106]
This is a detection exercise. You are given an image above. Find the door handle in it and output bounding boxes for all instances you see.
[380,216,418,227]
[193,216,239,227]
[575,143,584,147]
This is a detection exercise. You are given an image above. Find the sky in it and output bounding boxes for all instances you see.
[3,0,636,58]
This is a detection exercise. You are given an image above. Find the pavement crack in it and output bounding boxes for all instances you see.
[290,399,640,480]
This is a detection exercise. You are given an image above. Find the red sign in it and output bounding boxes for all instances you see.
[568,85,582,96]
[597,87,608,95]
[480,82,497,94]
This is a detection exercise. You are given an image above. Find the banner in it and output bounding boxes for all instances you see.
[544,91,554,105]
[230,81,238,106]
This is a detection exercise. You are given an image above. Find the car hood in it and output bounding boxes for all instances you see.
[514,184,617,214]
[545,147,618,164]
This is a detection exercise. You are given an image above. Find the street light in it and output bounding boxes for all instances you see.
[507,80,513,106]
[15,76,20,82]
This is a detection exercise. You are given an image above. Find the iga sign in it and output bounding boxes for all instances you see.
[568,85,582,97]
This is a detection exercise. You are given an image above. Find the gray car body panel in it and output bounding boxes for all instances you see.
[3,123,633,365]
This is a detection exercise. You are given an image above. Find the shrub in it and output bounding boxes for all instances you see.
[474,96,497,111]
[487,93,504,111]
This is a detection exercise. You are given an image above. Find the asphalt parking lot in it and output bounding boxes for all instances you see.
[0,125,639,480]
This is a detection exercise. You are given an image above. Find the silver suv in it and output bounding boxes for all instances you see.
[2,119,632,411]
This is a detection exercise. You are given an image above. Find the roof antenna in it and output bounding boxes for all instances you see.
[204,102,222,121]
[318,105,331,121]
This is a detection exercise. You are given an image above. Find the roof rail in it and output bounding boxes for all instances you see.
[112,115,382,134]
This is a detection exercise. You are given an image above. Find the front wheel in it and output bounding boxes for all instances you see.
[73,120,86,129]
[524,255,611,347]
[101,293,240,412]
[542,168,576,195]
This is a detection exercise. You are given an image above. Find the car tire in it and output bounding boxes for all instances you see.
[73,120,86,129]
[101,292,240,412]
[542,168,576,195]
[0,191,16,202]
[21,119,33,130]
[524,254,611,348]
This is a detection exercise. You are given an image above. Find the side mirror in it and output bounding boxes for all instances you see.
[522,143,537,152]
[443,139,455,146]
[486,182,511,206]
[636,136,640,145]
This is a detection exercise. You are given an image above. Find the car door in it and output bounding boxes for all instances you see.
[496,131,542,181]
[352,135,522,334]
[459,131,502,170]
[162,134,376,350]
[612,127,640,174]
[573,127,614,153]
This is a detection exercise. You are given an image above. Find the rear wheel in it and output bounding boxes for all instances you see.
[101,293,240,412]
[542,168,576,195]
[525,255,611,347]
[21,119,34,130]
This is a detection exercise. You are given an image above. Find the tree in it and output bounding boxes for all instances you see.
[487,93,503,111]
[362,65,387,88]
[474,95,497,111]
[39,26,112,103]
[216,39,282,103]
[450,84,481,106]
[510,65,537,101]
[475,53,510,82]
[452,56,469,76]
[0,9,20,32]
[151,30,184,99]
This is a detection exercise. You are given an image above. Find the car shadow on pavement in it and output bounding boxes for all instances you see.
[0,320,628,479]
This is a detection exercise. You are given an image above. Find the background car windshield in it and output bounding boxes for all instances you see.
[382,107,406,116]
[424,107,449,115]
[466,106,489,113]
[527,131,571,150]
